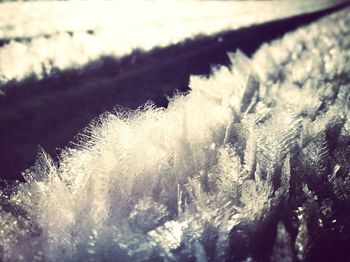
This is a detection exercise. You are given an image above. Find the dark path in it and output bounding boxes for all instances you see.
[0,2,348,181]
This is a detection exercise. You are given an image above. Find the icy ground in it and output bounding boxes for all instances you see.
[0,0,346,87]
[1,4,350,262]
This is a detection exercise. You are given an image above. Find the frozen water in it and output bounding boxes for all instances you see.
[0,4,350,262]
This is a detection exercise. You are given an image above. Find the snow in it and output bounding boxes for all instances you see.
[0,2,350,262]
[0,0,346,86]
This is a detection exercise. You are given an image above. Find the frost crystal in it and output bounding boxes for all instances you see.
[1,5,350,262]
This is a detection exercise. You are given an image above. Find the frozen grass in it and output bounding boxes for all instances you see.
[0,5,350,262]
[0,0,346,86]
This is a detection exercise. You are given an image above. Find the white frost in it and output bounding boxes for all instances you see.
[0,4,350,262]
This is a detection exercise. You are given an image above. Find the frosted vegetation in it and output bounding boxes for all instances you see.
[1,5,350,262]
[0,0,345,87]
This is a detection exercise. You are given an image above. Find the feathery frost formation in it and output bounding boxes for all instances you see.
[0,0,345,87]
[1,6,350,262]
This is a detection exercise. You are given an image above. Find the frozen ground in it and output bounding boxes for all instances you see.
[0,3,349,262]
[0,0,347,87]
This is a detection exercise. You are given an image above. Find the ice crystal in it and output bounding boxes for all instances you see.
[1,5,350,262]
[271,223,293,262]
